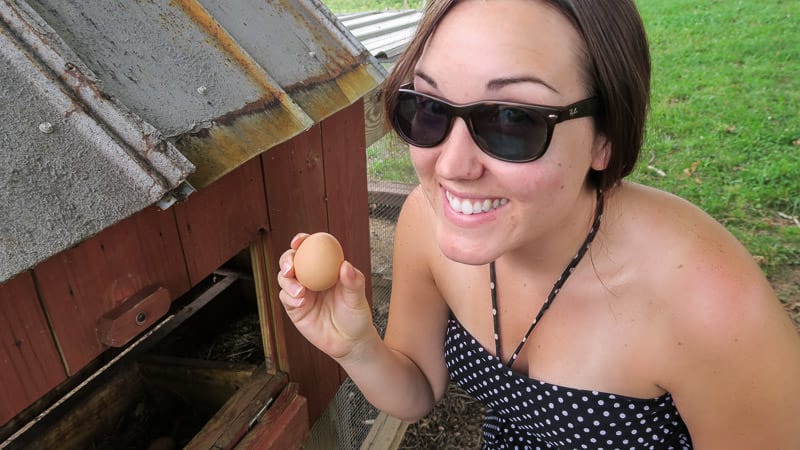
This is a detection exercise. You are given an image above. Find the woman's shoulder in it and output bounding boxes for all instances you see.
[608,182,777,322]
[614,182,787,341]
[610,182,759,271]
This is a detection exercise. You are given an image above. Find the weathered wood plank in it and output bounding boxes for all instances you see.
[320,99,373,385]
[235,382,309,450]
[321,100,373,308]
[250,235,280,373]
[186,368,287,449]
[360,412,408,450]
[174,156,269,285]
[363,85,389,148]
[0,272,66,426]
[261,123,342,424]
[368,180,416,210]
[34,205,190,375]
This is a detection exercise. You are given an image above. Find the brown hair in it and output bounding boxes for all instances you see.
[383,0,651,191]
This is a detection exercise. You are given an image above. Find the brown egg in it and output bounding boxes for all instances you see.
[293,232,344,291]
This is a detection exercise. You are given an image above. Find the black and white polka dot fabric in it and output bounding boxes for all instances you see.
[445,316,693,449]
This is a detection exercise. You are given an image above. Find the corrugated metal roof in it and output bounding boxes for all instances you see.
[338,10,421,61]
[0,0,385,283]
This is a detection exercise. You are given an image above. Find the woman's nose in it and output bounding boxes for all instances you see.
[434,118,485,180]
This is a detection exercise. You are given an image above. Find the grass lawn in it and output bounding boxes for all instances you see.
[325,0,800,275]
[322,0,423,13]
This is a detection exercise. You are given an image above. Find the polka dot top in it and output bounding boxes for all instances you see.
[443,190,692,448]
[444,316,693,449]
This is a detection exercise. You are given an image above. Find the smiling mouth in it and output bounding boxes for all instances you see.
[446,190,508,215]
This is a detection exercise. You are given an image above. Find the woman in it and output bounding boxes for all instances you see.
[278,0,800,448]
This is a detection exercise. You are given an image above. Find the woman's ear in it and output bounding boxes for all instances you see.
[590,133,611,171]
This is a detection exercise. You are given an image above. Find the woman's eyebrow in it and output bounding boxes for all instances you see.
[487,76,559,94]
[412,70,437,88]
[412,72,558,94]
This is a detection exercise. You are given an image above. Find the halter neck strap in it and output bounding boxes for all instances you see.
[490,188,604,367]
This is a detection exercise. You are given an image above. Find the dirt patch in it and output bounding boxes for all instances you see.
[771,265,800,330]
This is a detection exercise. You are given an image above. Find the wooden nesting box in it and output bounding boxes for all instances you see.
[0,0,387,447]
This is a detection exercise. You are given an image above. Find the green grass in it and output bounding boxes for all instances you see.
[367,132,419,183]
[322,0,423,13]
[634,0,800,269]
[331,0,800,273]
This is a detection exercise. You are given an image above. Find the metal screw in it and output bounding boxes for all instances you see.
[38,122,54,134]
[135,311,147,325]
[197,85,208,95]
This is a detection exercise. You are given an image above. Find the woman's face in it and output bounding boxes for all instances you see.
[410,0,609,265]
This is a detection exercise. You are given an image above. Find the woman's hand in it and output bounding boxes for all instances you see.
[276,233,377,362]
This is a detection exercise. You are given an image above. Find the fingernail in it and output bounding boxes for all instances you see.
[342,261,353,279]
[290,284,304,297]
[280,261,291,276]
[290,234,302,247]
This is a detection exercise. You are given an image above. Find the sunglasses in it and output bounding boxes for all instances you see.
[392,84,599,163]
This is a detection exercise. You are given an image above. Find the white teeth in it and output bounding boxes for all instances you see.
[446,190,507,215]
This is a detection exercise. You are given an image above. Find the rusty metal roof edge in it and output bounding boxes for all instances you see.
[170,0,317,137]
[1,0,196,190]
[298,0,387,102]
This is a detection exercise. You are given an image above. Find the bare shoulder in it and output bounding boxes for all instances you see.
[611,183,771,301]
[613,183,792,343]
[613,183,800,446]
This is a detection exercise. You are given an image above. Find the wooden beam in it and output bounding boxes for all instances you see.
[234,382,309,450]
[363,85,389,148]
[360,412,408,450]
[367,180,415,210]
[186,368,288,449]
[250,235,280,373]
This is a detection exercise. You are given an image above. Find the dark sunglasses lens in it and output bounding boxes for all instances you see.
[472,106,547,161]
[394,92,450,146]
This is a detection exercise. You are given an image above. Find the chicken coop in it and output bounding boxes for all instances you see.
[0,0,396,448]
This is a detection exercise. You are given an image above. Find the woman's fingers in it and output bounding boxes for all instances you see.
[290,232,309,250]
[278,284,307,310]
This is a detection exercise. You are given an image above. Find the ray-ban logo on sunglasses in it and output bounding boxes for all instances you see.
[569,107,580,117]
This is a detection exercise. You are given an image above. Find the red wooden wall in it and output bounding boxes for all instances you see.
[262,99,372,422]
[0,100,371,429]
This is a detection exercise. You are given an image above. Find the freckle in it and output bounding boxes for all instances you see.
[677,341,683,346]
[677,264,684,269]
[560,185,565,190]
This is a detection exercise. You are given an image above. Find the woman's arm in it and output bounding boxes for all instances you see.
[277,187,450,422]
[658,214,800,448]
